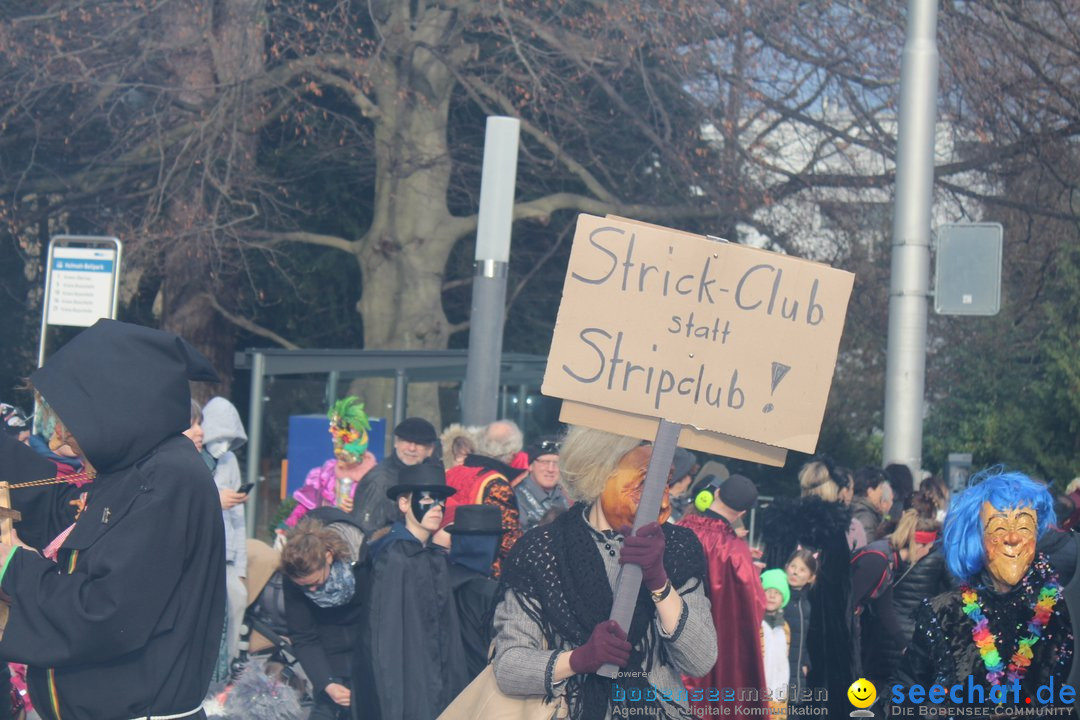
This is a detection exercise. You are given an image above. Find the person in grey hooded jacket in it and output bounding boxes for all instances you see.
[202,396,249,667]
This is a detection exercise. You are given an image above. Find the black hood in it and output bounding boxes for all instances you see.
[30,319,219,472]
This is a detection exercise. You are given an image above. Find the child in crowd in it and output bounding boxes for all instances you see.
[760,569,791,719]
[784,546,818,701]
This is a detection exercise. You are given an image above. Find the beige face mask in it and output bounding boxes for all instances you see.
[980,503,1037,590]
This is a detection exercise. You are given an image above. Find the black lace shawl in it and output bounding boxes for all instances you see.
[498,505,707,719]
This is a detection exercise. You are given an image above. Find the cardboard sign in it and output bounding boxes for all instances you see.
[543,214,854,455]
[560,399,788,465]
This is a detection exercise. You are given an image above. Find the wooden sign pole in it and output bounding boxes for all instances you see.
[0,481,22,637]
[597,419,680,678]
[0,482,22,545]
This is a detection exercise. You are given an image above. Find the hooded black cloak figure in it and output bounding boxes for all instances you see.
[0,319,226,720]
[760,496,855,718]
[353,523,469,720]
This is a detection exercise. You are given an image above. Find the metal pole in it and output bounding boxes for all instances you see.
[393,368,408,429]
[516,385,527,429]
[463,117,520,426]
[325,370,340,408]
[245,352,266,539]
[883,0,939,478]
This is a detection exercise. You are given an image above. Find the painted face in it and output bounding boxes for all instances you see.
[599,445,671,534]
[980,502,1038,590]
[410,490,446,531]
[331,424,369,464]
[785,557,816,589]
[763,588,784,612]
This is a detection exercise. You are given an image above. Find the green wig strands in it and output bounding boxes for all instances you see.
[328,396,371,432]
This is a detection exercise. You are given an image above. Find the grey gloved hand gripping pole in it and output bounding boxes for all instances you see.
[596,419,680,678]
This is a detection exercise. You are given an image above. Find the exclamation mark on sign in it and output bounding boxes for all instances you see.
[762,362,791,414]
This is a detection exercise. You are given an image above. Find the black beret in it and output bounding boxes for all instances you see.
[393,417,438,445]
[718,474,758,512]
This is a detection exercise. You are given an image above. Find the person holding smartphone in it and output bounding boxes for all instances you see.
[200,396,250,674]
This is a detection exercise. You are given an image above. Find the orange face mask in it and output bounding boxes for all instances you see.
[599,445,671,535]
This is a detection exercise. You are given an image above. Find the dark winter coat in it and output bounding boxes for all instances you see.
[783,585,812,697]
[0,319,225,720]
[447,561,500,681]
[284,508,368,695]
[1039,528,1080,587]
[850,496,884,541]
[864,544,949,680]
[896,554,1074,714]
[891,546,949,650]
[349,452,407,538]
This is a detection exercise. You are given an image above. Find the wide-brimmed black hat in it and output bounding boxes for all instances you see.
[393,417,438,445]
[447,504,504,535]
[385,462,457,500]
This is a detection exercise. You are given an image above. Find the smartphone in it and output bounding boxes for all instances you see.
[237,483,255,495]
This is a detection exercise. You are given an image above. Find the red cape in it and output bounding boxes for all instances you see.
[677,513,768,712]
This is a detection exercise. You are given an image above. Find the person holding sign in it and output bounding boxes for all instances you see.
[492,426,717,719]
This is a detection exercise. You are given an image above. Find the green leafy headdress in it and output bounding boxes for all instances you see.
[327,396,371,463]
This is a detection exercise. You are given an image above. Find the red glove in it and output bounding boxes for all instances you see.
[618,522,668,592]
[569,620,632,674]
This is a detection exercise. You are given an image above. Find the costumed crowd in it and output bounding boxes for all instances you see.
[2,319,1080,720]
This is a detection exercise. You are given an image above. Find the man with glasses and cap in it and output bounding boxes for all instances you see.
[354,463,468,720]
[513,437,569,534]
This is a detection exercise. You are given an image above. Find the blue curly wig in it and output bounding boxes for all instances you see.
[942,467,1054,583]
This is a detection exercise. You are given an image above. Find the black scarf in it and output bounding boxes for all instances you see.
[499,506,706,719]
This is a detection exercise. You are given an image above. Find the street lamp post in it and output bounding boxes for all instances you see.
[462,117,521,426]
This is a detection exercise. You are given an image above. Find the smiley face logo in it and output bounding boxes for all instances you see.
[848,678,876,709]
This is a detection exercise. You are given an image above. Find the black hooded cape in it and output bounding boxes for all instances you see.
[0,319,226,720]
[353,523,469,720]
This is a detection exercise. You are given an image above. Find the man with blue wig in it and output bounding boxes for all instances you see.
[896,468,1080,715]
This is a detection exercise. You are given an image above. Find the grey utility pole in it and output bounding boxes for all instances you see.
[883,0,939,479]
[462,116,520,426]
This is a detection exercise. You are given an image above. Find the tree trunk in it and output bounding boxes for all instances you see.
[158,0,266,400]
[350,6,468,427]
